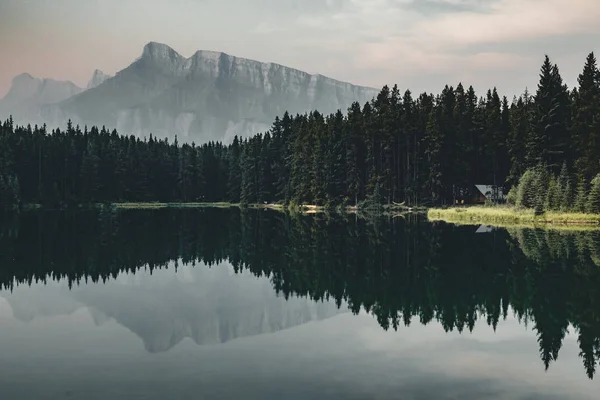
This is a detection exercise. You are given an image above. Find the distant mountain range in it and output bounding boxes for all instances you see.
[0,42,378,143]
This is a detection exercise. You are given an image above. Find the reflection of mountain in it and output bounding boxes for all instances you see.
[1,261,345,353]
[3,209,600,378]
[2,282,81,322]
[70,262,345,352]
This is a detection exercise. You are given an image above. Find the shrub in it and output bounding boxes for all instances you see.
[516,169,536,208]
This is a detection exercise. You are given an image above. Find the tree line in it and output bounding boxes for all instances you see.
[0,52,599,208]
[2,208,600,378]
[507,162,600,214]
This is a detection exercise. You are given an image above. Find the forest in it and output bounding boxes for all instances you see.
[0,53,599,209]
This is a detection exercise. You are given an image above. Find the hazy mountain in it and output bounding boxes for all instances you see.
[0,73,83,124]
[4,41,377,143]
[86,69,112,89]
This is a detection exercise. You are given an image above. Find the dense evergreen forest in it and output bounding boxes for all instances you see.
[1,53,599,208]
[2,208,600,378]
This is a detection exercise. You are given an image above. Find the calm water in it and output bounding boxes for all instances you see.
[1,208,599,399]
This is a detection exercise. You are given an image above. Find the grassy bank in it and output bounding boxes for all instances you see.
[428,206,600,228]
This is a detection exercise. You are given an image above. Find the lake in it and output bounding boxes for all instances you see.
[1,208,599,399]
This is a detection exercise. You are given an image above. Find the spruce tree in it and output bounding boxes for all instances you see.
[573,52,600,180]
[516,168,536,209]
[424,107,443,204]
[573,177,588,212]
[346,102,363,205]
[9,175,20,206]
[545,174,559,211]
[532,165,549,213]
[587,174,600,214]
[227,136,242,203]
[0,175,7,208]
[557,161,573,210]
[507,94,529,186]
[239,141,256,206]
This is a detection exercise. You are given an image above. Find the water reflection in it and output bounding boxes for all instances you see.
[1,208,600,390]
[2,261,344,352]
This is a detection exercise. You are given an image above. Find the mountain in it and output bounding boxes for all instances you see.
[0,73,83,124]
[86,69,112,89]
[19,41,377,143]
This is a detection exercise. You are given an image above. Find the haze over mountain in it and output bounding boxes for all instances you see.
[0,73,83,124]
[0,42,378,143]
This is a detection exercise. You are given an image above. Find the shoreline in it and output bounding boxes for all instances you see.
[428,206,600,229]
[17,202,422,215]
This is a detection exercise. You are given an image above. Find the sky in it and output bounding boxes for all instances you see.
[1,0,599,99]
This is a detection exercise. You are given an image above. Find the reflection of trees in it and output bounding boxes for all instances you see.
[1,209,600,378]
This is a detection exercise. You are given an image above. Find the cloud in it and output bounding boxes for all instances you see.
[1,0,599,98]
[277,0,599,93]
[416,0,600,46]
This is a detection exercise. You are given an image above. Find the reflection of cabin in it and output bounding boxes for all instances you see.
[475,225,494,233]
[453,185,505,205]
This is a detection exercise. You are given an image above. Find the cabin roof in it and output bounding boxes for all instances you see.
[475,185,504,199]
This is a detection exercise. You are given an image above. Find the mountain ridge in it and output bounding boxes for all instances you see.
[87,69,112,89]
[2,41,379,142]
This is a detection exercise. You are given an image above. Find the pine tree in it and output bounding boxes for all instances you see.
[557,161,573,210]
[587,174,600,214]
[80,140,100,203]
[545,174,560,211]
[402,90,418,205]
[10,175,20,206]
[528,56,571,170]
[573,52,600,180]
[507,94,530,186]
[573,177,588,212]
[258,133,273,203]
[239,141,255,205]
[0,175,7,208]
[346,102,363,205]
[516,169,536,209]
[227,136,242,203]
[532,165,549,213]
[424,107,443,204]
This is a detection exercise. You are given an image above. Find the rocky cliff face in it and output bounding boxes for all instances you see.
[86,69,112,89]
[2,42,378,143]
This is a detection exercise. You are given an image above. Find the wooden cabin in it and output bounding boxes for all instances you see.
[453,185,505,205]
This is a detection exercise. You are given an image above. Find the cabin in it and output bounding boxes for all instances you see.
[453,184,505,205]
[474,185,505,204]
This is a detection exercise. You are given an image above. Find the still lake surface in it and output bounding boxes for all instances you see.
[1,208,599,399]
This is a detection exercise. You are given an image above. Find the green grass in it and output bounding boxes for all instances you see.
[428,206,600,229]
